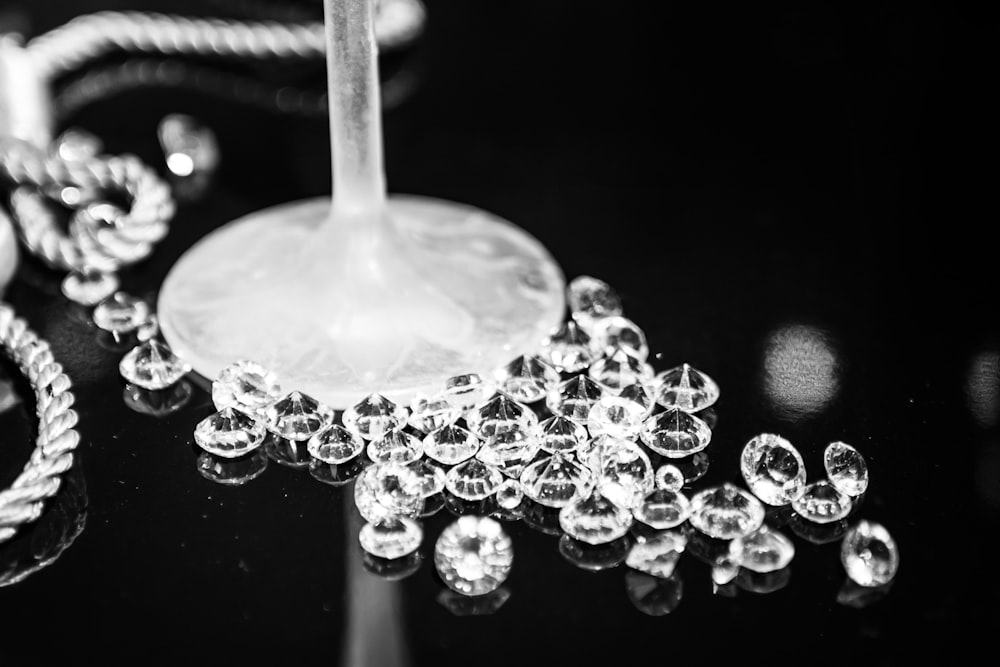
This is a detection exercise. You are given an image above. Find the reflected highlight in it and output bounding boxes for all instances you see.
[763,324,840,420]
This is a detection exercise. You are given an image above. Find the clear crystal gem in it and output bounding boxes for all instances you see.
[520,453,593,508]
[197,450,268,485]
[367,430,424,464]
[712,555,741,585]
[841,520,899,587]
[546,374,604,422]
[407,393,459,433]
[495,479,524,510]
[655,464,685,492]
[119,339,191,390]
[824,441,869,497]
[212,360,281,415]
[493,354,560,404]
[567,275,623,329]
[632,489,691,529]
[653,363,720,412]
[639,408,712,458]
[342,393,407,441]
[592,439,653,509]
[434,516,513,596]
[423,424,480,465]
[676,451,711,483]
[730,525,795,573]
[61,270,119,306]
[158,113,220,177]
[465,392,538,439]
[442,373,493,412]
[588,349,654,393]
[54,128,103,162]
[689,483,766,540]
[625,571,683,616]
[540,321,595,372]
[93,292,150,333]
[740,433,807,505]
[445,458,504,501]
[135,313,159,342]
[558,491,633,545]
[475,427,540,475]
[538,415,588,454]
[263,391,333,441]
[359,518,423,560]
[591,316,649,361]
[193,408,266,458]
[354,463,425,522]
[307,424,364,464]
[626,531,687,578]
[791,480,852,524]
[409,460,447,498]
[587,382,652,439]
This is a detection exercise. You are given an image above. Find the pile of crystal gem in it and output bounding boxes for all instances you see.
[182,275,899,606]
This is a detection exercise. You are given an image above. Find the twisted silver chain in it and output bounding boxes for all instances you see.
[0,301,81,545]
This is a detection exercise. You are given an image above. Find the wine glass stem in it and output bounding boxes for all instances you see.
[325,0,386,221]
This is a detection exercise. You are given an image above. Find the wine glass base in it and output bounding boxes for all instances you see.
[158,195,565,409]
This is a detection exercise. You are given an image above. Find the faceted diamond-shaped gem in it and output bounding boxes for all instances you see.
[653,363,720,413]
[824,441,869,497]
[558,491,633,545]
[567,275,623,330]
[343,393,407,441]
[730,525,795,573]
[434,516,513,596]
[791,480,852,524]
[445,459,505,501]
[676,451,711,483]
[655,464,685,492]
[212,360,281,415]
[307,424,364,464]
[495,479,524,510]
[61,270,119,306]
[194,407,266,458]
[632,489,691,529]
[264,391,333,441]
[476,427,540,476]
[520,453,593,508]
[359,518,423,560]
[538,415,588,454]
[587,383,652,439]
[465,392,538,439]
[408,393,459,433]
[593,439,653,509]
[540,321,595,373]
[625,571,683,616]
[354,463,425,522]
[367,430,424,464]
[135,314,160,342]
[626,531,687,578]
[442,373,493,412]
[841,520,899,587]
[493,354,560,404]
[197,450,268,486]
[409,460,447,498]
[546,375,604,422]
[689,484,765,540]
[712,555,741,585]
[588,349,654,393]
[591,316,649,361]
[119,339,191,390]
[92,292,150,333]
[639,408,712,458]
[423,424,480,465]
[740,433,807,506]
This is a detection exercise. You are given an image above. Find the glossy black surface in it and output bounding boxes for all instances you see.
[1,0,996,663]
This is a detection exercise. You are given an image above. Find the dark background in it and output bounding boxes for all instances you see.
[1,0,996,664]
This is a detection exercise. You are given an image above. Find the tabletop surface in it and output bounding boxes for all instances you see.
[1,0,995,664]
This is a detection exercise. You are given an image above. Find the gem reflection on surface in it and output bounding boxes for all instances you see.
[625,571,683,616]
[265,437,312,469]
[437,587,512,616]
[626,531,686,578]
[196,450,268,485]
[841,520,899,587]
[309,458,365,486]
[363,552,423,581]
[559,535,631,571]
[736,567,791,594]
[122,381,192,416]
[434,516,513,596]
[730,525,795,573]
[837,578,893,608]
[763,324,840,420]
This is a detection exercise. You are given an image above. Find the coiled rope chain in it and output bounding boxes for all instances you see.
[0,2,423,538]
